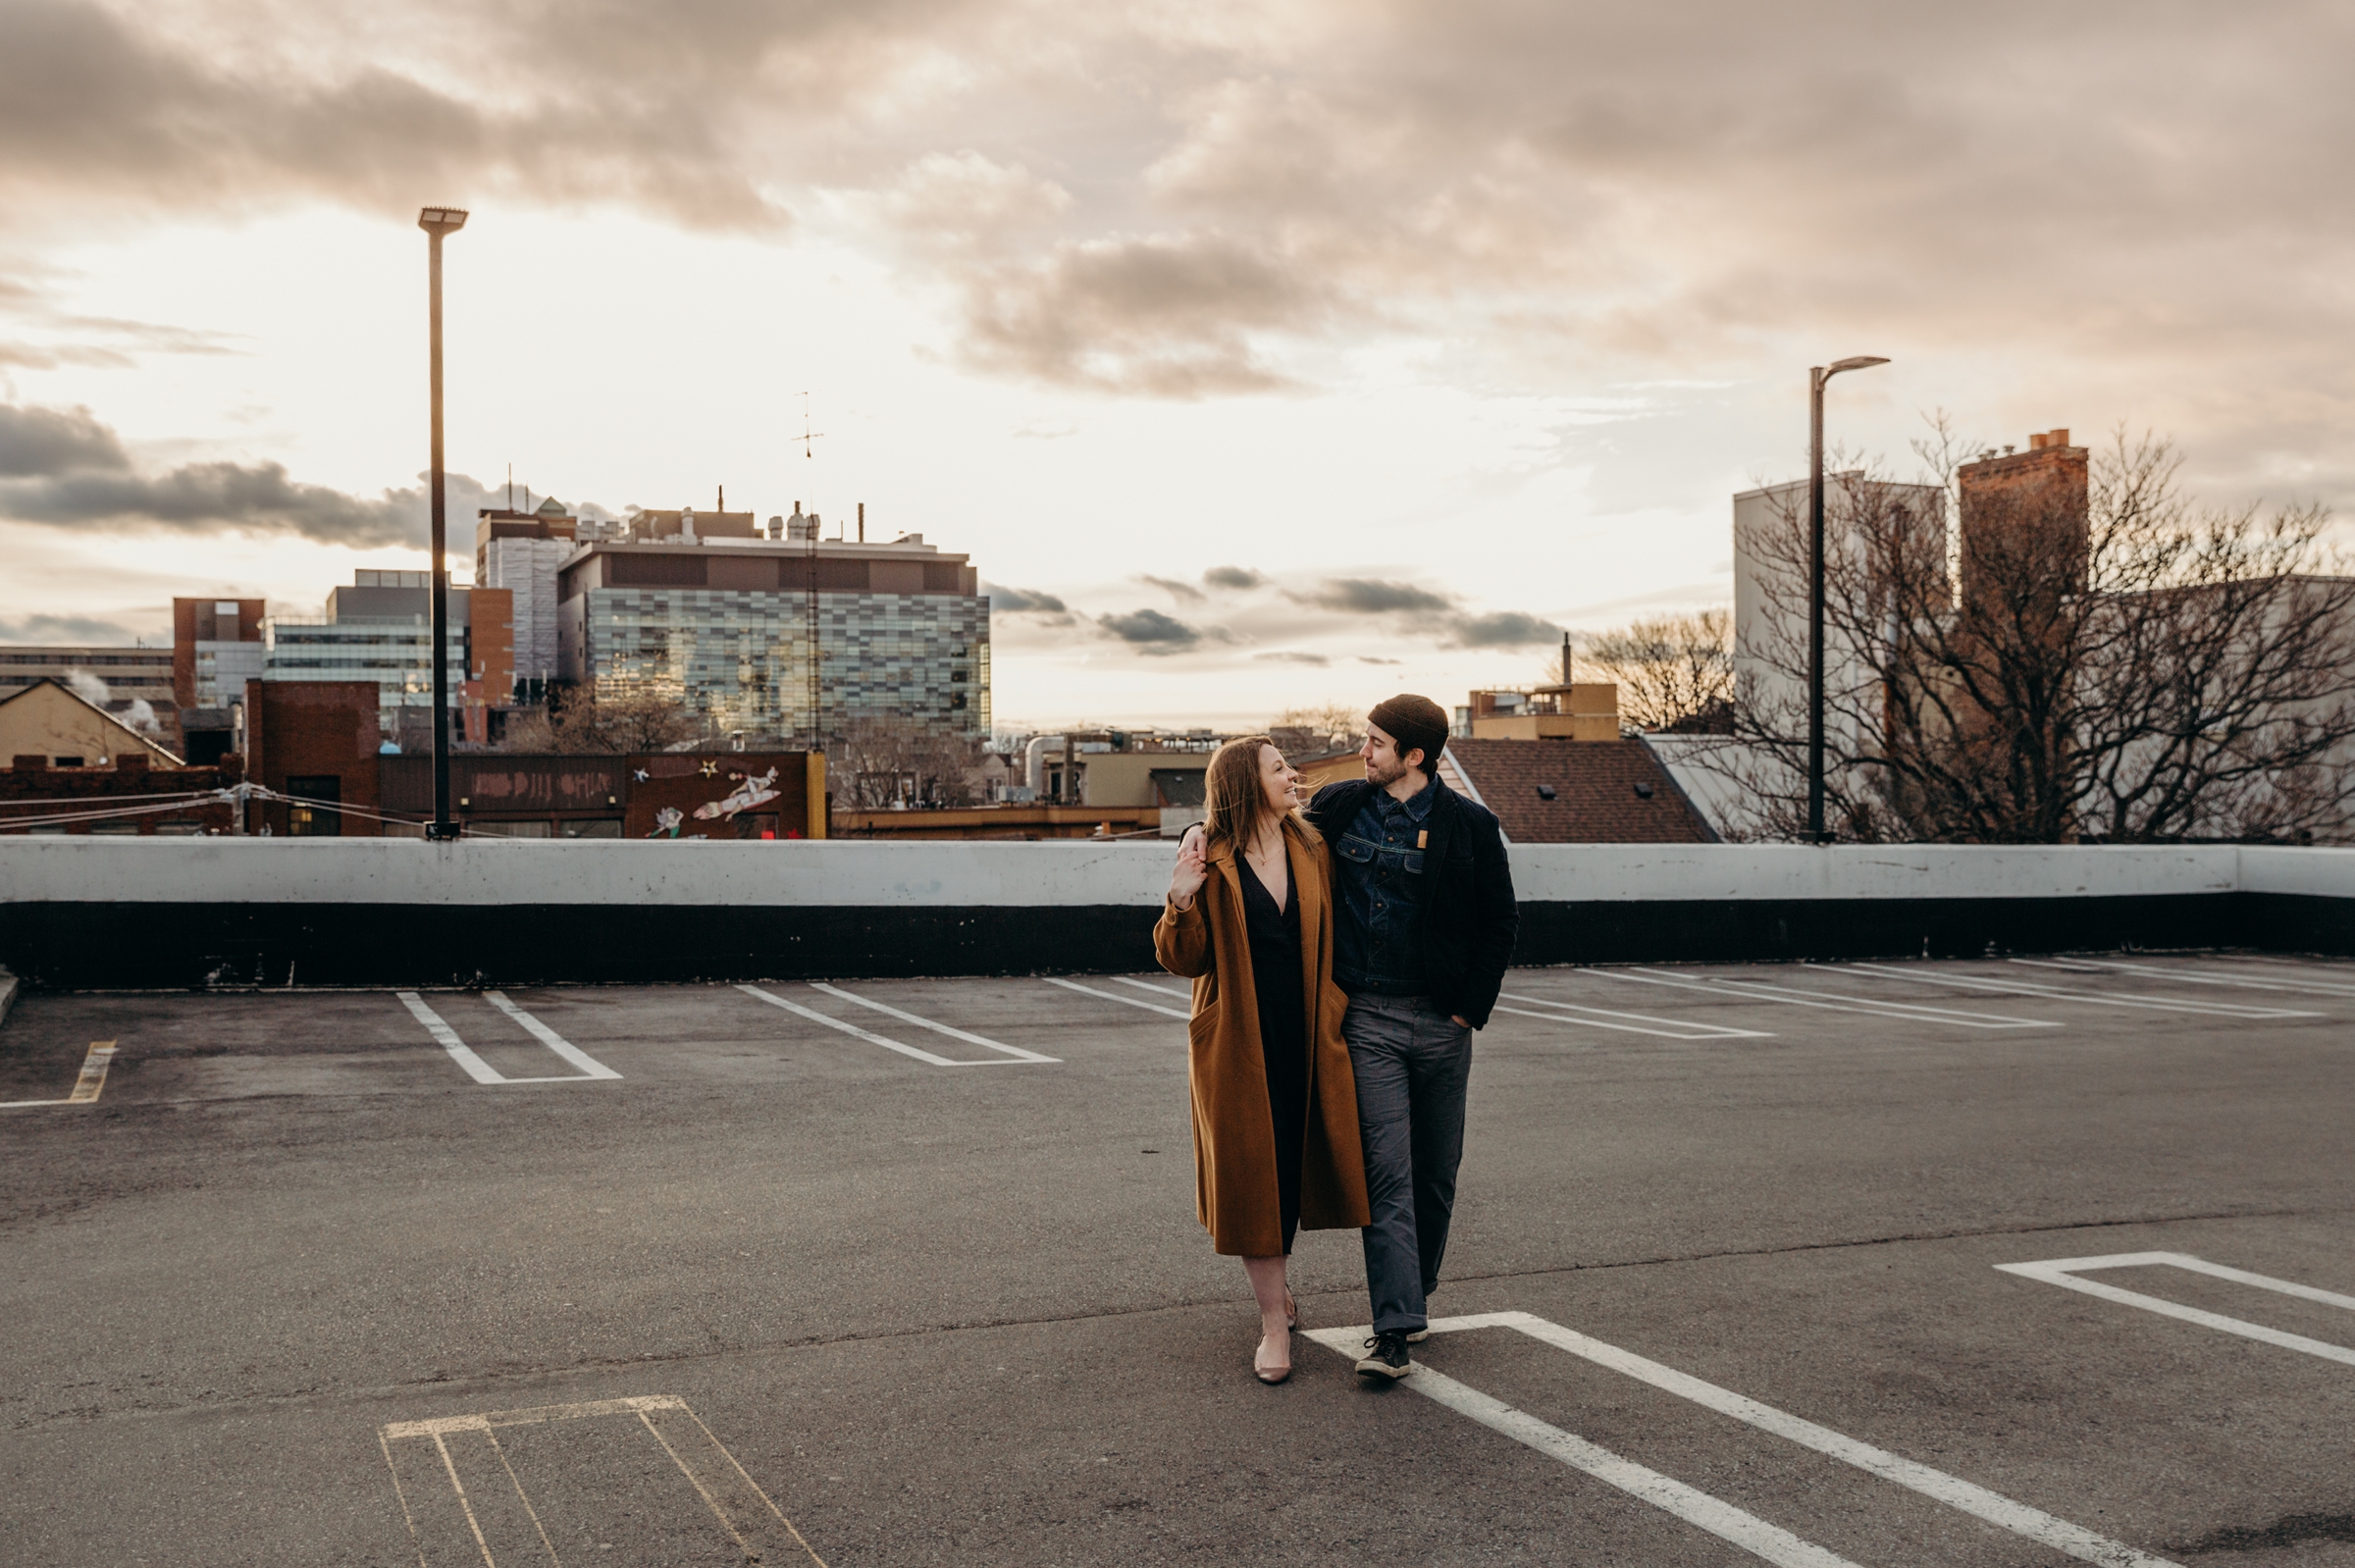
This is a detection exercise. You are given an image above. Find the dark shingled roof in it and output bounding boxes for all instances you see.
[1445,737,1715,844]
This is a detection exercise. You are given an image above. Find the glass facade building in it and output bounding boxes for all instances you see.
[264,615,470,734]
[558,535,989,741]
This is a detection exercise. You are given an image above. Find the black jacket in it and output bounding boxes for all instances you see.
[1305,775,1518,1030]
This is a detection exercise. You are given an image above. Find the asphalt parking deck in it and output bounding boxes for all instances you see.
[4,954,2352,1566]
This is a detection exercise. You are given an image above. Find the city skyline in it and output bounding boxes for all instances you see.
[3,3,2350,729]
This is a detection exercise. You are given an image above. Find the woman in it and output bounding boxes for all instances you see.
[1156,736,1369,1384]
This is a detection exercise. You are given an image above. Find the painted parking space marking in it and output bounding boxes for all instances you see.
[1307,1312,2179,1568]
[0,1040,117,1109]
[737,983,1056,1066]
[2013,957,2355,999]
[1043,976,1190,1019]
[808,981,1059,1063]
[1496,992,1774,1041]
[380,1392,825,1567]
[396,992,623,1084]
[1595,968,2058,1030]
[1835,963,2324,1019]
[1114,975,1189,1000]
[1996,1252,2355,1368]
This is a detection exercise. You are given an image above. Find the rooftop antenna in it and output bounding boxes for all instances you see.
[506,463,513,510]
[858,501,864,544]
[796,392,825,459]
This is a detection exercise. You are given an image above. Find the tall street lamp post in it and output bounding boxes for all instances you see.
[1806,354,1889,842]
[418,206,469,842]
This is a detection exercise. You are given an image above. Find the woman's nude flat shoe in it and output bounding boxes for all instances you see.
[1254,1336,1292,1385]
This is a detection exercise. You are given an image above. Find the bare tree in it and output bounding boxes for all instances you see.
[1730,421,2355,842]
[500,687,706,754]
[1273,703,1366,746]
[1577,610,1734,732]
[831,717,985,810]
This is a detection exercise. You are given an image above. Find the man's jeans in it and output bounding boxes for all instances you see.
[1343,992,1473,1335]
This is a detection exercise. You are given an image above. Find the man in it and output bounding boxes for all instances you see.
[1305,694,1517,1381]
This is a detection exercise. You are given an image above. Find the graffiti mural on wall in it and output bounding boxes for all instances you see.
[625,754,809,840]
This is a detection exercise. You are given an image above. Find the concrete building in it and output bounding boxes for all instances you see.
[1731,473,1946,755]
[265,571,513,748]
[0,678,184,770]
[173,597,268,762]
[1457,684,1620,742]
[0,644,177,754]
[476,498,579,703]
[557,525,988,742]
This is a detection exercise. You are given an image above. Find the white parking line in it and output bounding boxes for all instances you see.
[484,992,623,1078]
[1044,976,1191,1019]
[1307,1313,2179,1568]
[396,992,622,1084]
[2013,957,2355,999]
[0,1040,118,1109]
[1996,1251,2355,1368]
[808,982,1059,1063]
[736,984,1054,1066]
[1114,976,1190,1000]
[381,1393,825,1568]
[1496,992,1775,1041]
[1594,969,2058,1030]
[1835,963,2324,1019]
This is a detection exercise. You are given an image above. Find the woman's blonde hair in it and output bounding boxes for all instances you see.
[1201,734,1302,851]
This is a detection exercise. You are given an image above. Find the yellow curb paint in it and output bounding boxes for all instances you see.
[1,1041,117,1110]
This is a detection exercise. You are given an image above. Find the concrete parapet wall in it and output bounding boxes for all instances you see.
[1,839,2348,988]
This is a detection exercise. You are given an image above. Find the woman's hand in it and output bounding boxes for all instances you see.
[1169,825,1209,911]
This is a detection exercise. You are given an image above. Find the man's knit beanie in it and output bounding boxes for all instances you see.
[1367,694,1448,769]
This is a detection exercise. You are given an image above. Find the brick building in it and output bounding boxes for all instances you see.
[241,680,384,836]
[0,752,237,836]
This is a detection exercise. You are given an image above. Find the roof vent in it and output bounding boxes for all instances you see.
[1633,782,1655,799]
[1535,784,1556,801]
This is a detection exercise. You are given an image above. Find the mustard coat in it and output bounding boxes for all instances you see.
[1153,816,1371,1256]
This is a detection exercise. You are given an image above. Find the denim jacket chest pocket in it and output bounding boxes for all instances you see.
[1338,832,1424,877]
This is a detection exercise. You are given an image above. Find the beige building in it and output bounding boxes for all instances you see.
[0,678,185,768]
[1457,683,1621,742]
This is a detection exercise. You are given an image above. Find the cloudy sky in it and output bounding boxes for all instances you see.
[3,0,2350,729]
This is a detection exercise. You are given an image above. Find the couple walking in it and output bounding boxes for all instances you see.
[1154,695,1518,1384]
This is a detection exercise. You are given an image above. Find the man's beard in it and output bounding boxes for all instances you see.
[1364,753,1408,788]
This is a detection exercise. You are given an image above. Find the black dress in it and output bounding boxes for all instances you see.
[1240,855,1309,1255]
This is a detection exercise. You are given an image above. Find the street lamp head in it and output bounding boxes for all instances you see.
[1826,355,1889,375]
[418,206,469,235]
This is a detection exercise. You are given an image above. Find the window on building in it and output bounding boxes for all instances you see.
[285,775,341,836]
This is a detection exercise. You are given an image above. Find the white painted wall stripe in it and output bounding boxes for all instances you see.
[12,838,2342,909]
[1044,976,1190,1019]
[482,991,623,1078]
[1496,992,1774,1040]
[1298,1327,1858,1568]
[1320,1313,2179,1568]
[1997,1252,2355,1367]
[809,982,1058,1063]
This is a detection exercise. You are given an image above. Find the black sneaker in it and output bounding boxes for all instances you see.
[1355,1332,1414,1380]
[1404,1328,1431,1344]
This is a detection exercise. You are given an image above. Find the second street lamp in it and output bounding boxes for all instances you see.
[1806,353,1889,843]
[418,205,468,842]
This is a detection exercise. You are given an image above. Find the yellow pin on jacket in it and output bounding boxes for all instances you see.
[1153,815,1371,1255]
